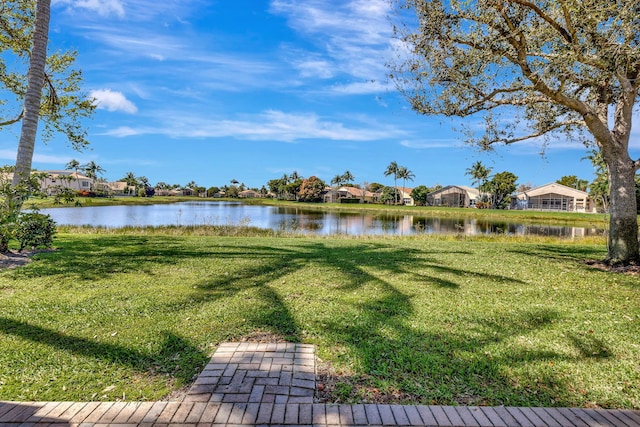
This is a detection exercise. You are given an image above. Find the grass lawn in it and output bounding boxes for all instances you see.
[0,229,638,408]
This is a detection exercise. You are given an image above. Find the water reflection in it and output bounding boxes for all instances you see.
[40,201,603,237]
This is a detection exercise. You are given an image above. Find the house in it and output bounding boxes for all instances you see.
[427,185,480,207]
[395,186,415,206]
[514,183,593,212]
[104,181,135,195]
[239,189,261,198]
[323,186,375,203]
[11,170,94,195]
[155,188,184,196]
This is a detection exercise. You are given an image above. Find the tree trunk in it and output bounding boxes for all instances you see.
[605,152,639,265]
[11,0,51,189]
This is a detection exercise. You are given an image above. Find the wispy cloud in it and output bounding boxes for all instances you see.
[0,149,76,165]
[329,81,388,95]
[399,139,463,149]
[99,109,408,142]
[53,0,125,18]
[270,0,394,92]
[90,89,138,114]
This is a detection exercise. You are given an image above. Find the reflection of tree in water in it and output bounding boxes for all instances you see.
[411,217,604,237]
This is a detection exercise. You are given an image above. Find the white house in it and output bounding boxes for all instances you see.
[514,183,593,212]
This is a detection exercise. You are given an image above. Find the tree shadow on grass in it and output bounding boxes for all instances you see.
[0,317,209,386]
[320,293,614,407]
[5,235,209,280]
[508,244,607,263]
[171,240,612,407]
[2,235,617,406]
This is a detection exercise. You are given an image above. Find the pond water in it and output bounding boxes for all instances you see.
[39,201,603,237]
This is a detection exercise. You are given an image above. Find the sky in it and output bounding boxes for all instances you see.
[1,0,638,190]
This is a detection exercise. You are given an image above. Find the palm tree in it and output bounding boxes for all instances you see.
[65,158,80,188]
[120,171,138,187]
[12,0,51,195]
[384,161,399,204]
[81,161,105,190]
[465,161,491,203]
[81,161,105,179]
[341,170,355,185]
[65,159,80,174]
[397,166,415,205]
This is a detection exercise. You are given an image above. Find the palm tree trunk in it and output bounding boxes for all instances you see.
[12,0,51,192]
[394,176,398,204]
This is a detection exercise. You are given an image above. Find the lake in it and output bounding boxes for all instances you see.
[40,201,603,237]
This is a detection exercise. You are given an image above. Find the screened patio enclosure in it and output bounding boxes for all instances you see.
[515,183,592,212]
[427,185,480,207]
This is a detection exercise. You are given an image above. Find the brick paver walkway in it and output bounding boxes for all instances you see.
[1,342,639,426]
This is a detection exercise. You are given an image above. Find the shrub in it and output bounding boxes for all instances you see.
[0,222,12,253]
[15,212,57,252]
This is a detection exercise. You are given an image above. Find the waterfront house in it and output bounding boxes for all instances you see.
[514,183,593,212]
[427,185,480,207]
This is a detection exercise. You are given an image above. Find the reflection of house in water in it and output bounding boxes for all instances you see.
[320,212,371,234]
[427,186,480,207]
[514,183,593,212]
[412,216,603,237]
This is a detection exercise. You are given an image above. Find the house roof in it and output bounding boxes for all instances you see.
[40,170,93,181]
[3,170,92,182]
[108,181,130,191]
[337,186,374,198]
[518,182,588,198]
[394,186,414,196]
[428,185,480,198]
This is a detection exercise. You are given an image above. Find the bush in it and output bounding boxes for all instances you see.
[14,212,57,252]
[0,222,12,253]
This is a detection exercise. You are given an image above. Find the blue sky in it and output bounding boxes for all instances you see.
[3,0,637,190]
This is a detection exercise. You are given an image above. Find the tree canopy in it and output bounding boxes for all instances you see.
[0,0,94,149]
[298,176,326,202]
[391,0,640,264]
[481,171,518,209]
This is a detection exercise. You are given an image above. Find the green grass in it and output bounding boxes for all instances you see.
[23,195,197,209]
[1,228,638,409]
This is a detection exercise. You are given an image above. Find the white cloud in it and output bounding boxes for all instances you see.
[270,0,394,89]
[90,89,138,114]
[53,0,125,17]
[399,139,462,149]
[102,126,140,137]
[99,110,408,142]
[0,149,78,164]
[329,80,388,95]
[294,58,335,79]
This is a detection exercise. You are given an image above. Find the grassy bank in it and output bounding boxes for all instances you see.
[23,195,196,209]
[1,229,638,408]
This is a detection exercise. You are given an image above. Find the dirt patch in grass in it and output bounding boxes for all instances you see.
[0,251,34,269]
[0,249,57,270]
[584,259,640,275]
